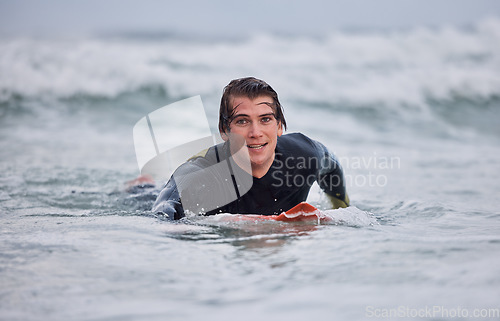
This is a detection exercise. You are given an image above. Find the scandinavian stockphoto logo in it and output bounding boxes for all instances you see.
[132,96,252,214]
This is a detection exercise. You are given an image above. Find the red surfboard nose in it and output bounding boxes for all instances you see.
[285,202,319,215]
[274,202,321,222]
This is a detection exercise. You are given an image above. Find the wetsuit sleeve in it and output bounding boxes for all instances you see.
[151,177,185,220]
[313,140,350,209]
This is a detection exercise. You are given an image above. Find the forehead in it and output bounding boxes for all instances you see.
[230,95,275,115]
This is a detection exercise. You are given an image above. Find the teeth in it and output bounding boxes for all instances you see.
[248,143,266,149]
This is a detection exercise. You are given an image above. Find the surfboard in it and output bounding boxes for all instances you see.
[212,202,333,224]
[124,176,330,224]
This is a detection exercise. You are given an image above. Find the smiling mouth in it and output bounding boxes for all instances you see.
[247,143,268,150]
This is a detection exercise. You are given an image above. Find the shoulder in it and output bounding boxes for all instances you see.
[170,143,224,183]
[278,132,313,146]
[277,132,324,156]
[183,143,223,168]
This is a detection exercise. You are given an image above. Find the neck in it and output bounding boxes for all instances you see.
[250,154,274,178]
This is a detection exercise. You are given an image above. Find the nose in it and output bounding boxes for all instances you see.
[248,121,263,138]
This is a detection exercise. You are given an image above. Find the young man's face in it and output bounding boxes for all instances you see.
[222,95,283,177]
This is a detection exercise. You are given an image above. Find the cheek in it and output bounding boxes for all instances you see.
[228,125,245,135]
[269,127,281,139]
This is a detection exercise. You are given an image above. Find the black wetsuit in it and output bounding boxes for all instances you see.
[152,133,349,219]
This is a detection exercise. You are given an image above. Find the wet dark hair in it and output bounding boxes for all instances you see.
[219,77,287,134]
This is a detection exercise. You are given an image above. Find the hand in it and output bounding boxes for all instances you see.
[152,200,184,220]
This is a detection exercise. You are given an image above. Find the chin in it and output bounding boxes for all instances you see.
[253,156,274,167]
[250,157,265,166]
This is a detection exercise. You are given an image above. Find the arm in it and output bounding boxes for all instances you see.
[314,141,350,209]
[151,144,229,218]
[152,178,185,220]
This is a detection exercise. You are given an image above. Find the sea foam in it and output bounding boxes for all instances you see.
[1,18,499,110]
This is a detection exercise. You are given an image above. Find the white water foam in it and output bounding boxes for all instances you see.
[1,18,499,110]
[323,206,379,227]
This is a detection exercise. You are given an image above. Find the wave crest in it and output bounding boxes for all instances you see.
[1,18,499,110]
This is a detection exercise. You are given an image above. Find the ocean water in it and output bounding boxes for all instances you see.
[1,18,500,321]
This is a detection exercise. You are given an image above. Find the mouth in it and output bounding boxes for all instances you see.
[247,143,268,150]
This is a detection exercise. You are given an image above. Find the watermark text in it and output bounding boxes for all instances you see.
[366,305,500,319]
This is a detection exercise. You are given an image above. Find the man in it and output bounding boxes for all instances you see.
[152,77,349,219]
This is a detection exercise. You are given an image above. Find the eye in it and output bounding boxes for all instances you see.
[260,116,273,124]
[234,118,249,125]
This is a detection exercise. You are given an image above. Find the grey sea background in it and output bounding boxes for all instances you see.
[1,1,500,320]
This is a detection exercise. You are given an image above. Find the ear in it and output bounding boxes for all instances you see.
[277,122,283,137]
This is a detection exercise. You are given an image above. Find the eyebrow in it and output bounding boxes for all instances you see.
[231,113,275,119]
[232,100,272,110]
[229,100,275,120]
